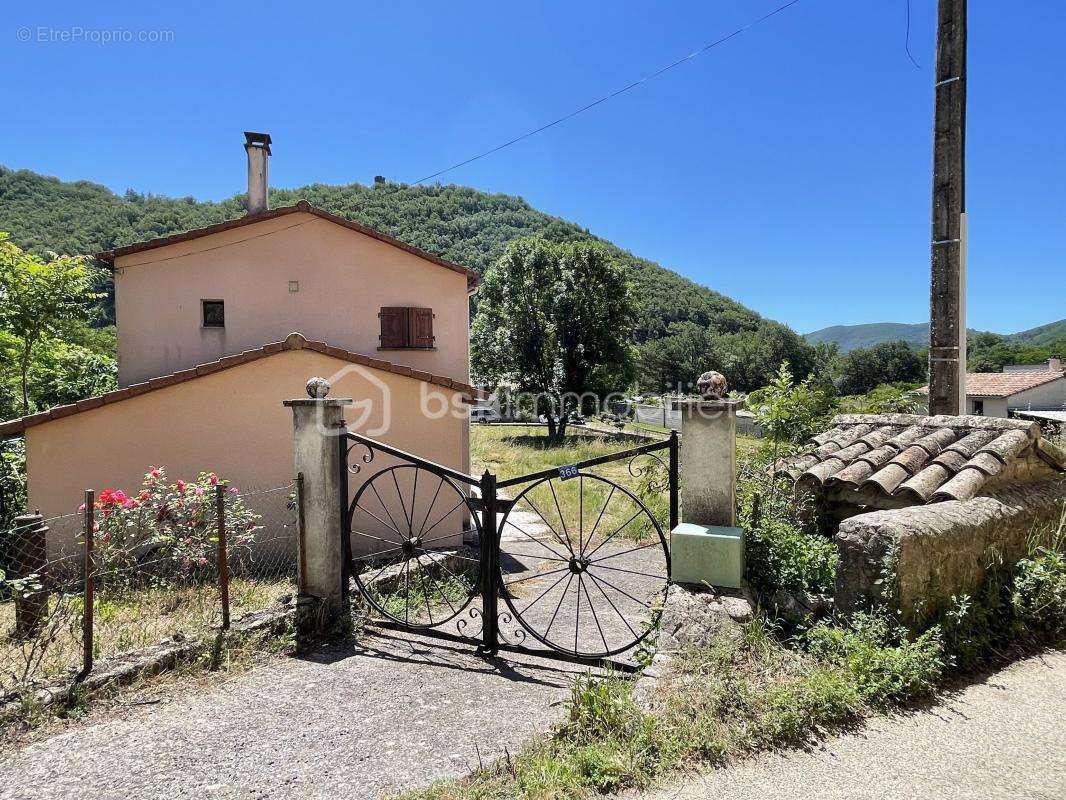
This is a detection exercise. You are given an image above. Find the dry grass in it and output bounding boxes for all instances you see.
[1,576,294,694]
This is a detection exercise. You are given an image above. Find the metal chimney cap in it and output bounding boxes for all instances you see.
[244,131,272,154]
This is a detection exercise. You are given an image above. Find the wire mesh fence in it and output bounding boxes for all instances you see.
[0,480,298,699]
[0,510,85,696]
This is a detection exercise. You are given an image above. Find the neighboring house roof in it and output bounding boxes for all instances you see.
[0,332,485,439]
[916,371,1065,398]
[94,200,480,288]
[777,413,1066,504]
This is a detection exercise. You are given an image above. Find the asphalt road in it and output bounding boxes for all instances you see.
[634,649,1066,800]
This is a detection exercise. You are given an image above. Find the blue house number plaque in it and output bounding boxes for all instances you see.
[558,464,580,481]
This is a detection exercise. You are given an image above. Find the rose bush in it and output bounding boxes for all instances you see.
[82,467,260,577]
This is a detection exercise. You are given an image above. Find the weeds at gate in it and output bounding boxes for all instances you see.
[397,614,945,800]
[370,574,475,621]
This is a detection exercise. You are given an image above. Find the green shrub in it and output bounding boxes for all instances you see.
[936,514,1066,668]
[1011,546,1066,636]
[745,515,837,595]
[737,470,836,595]
[803,612,945,706]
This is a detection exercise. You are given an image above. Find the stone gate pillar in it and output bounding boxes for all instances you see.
[673,398,743,527]
[284,383,352,631]
[670,397,745,589]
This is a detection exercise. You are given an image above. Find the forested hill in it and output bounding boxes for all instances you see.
[804,323,930,353]
[0,166,769,343]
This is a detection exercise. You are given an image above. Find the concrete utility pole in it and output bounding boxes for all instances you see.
[928,0,967,415]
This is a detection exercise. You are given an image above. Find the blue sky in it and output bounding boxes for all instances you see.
[1,1,1062,335]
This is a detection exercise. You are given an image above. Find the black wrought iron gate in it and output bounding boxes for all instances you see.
[340,429,678,670]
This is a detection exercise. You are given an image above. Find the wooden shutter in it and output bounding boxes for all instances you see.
[379,307,409,348]
[409,307,435,349]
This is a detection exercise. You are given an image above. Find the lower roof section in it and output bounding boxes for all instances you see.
[0,332,484,439]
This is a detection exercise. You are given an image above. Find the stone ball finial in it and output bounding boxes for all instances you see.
[306,377,331,399]
[696,370,728,400]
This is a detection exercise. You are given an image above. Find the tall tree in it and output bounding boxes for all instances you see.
[0,233,103,414]
[836,340,926,396]
[472,237,633,442]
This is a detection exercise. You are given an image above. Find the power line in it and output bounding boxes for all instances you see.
[411,0,805,185]
[905,0,922,69]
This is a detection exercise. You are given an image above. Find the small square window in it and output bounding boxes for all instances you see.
[288,281,299,293]
[202,300,225,328]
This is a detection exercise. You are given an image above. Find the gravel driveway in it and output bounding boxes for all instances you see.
[0,501,670,800]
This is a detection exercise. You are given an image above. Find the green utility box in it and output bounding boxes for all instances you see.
[670,523,745,589]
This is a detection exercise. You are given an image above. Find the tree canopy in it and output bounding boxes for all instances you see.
[835,340,926,396]
[0,234,107,414]
[472,238,633,440]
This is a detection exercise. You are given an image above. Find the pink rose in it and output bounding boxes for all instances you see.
[229,487,239,495]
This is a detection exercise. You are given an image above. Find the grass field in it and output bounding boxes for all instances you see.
[470,425,760,549]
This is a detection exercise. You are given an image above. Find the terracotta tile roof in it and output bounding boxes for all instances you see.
[916,371,1065,398]
[0,333,486,439]
[777,413,1066,504]
[94,201,479,288]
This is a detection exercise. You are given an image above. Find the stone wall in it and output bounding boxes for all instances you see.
[835,475,1066,625]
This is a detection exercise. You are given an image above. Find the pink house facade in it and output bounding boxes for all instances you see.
[0,133,481,550]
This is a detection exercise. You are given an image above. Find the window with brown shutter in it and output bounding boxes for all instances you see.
[409,307,435,349]
[378,306,435,349]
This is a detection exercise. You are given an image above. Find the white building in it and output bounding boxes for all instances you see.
[962,369,1065,418]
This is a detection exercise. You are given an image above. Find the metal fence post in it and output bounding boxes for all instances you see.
[216,484,231,630]
[479,470,499,655]
[338,433,351,603]
[295,472,308,595]
[11,512,47,636]
[80,489,94,679]
[668,429,679,531]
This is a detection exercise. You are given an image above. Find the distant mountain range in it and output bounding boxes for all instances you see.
[805,319,1066,352]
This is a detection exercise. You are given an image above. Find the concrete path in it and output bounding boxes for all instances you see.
[0,629,586,800]
[635,649,1066,800]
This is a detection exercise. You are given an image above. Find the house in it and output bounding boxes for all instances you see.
[917,360,1066,418]
[0,133,482,552]
[962,370,1066,417]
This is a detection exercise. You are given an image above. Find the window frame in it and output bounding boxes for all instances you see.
[201,299,226,329]
[378,306,436,350]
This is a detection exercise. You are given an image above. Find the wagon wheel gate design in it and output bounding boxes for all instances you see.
[340,430,678,670]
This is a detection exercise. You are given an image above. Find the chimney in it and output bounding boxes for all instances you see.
[244,131,272,215]
[1049,357,1063,373]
